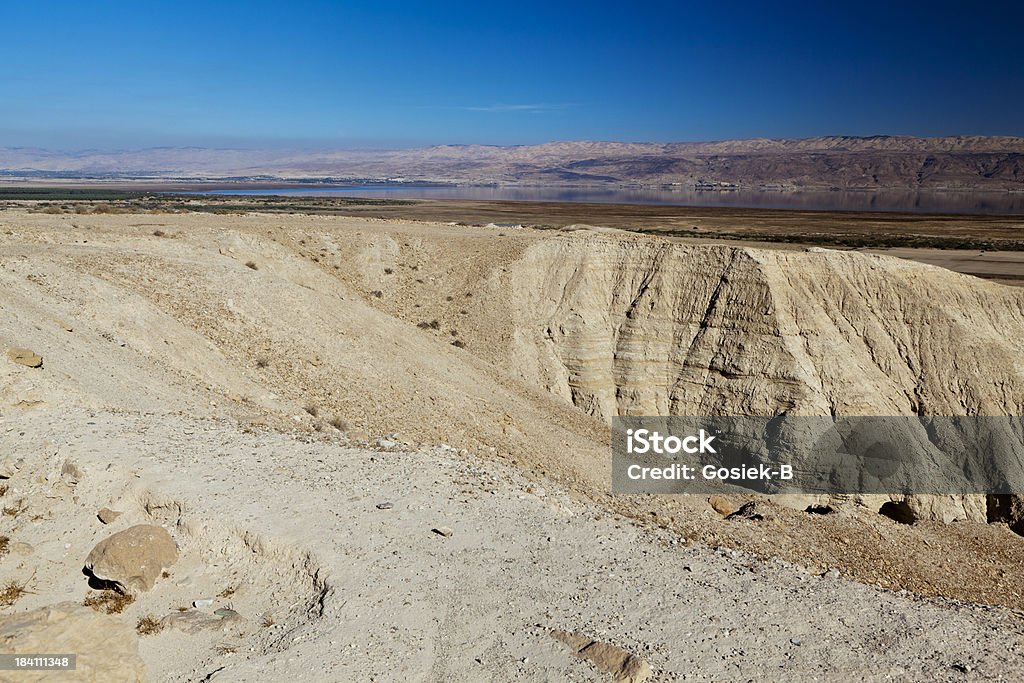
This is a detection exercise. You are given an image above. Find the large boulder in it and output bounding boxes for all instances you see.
[0,602,145,682]
[84,524,178,593]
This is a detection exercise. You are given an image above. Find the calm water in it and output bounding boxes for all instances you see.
[197,185,1024,215]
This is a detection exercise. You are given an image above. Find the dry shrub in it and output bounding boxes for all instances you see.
[2,499,27,517]
[136,615,163,636]
[0,578,32,607]
[83,591,135,614]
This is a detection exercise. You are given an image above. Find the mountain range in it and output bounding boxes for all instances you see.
[3,135,1024,190]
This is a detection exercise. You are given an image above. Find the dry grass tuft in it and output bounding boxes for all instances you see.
[218,586,236,599]
[83,591,135,614]
[2,499,27,517]
[255,357,270,369]
[0,536,8,556]
[261,614,276,628]
[0,578,33,607]
[136,615,163,636]
[0,484,9,497]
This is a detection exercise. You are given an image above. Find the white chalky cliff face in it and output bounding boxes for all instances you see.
[502,235,1024,421]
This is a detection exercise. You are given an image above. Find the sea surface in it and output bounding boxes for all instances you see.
[196,185,1024,215]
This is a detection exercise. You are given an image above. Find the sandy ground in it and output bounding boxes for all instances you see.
[4,409,1024,682]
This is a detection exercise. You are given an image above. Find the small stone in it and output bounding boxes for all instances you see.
[7,348,42,368]
[551,630,652,683]
[432,526,454,538]
[708,495,737,516]
[790,638,802,646]
[376,502,394,510]
[98,508,123,525]
[193,598,214,608]
[161,611,231,634]
[9,541,34,556]
[727,501,766,521]
[213,608,241,620]
[61,461,83,484]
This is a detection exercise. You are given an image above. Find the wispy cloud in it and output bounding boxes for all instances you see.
[462,103,569,113]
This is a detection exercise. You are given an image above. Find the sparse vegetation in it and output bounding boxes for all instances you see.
[136,615,163,636]
[256,357,270,369]
[261,614,276,628]
[218,586,236,599]
[418,320,441,330]
[2,499,27,517]
[1,576,34,607]
[370,290,383,298]
[383,267,394,274]
[0,536,9,556]
[84,590,135,614]
[0,484,8,497]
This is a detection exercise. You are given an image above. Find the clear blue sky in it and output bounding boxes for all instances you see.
[2,0,1022,149]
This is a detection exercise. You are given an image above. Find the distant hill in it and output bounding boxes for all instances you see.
[3,135,1024,190]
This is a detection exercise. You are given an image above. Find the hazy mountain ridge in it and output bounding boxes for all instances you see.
[3,135,1024,189]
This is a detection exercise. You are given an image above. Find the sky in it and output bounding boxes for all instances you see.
[2,0,1022,150]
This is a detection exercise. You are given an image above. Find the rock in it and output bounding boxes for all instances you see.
[193,598,214,608]
[61,460,83,484]
[0,456,25,479]
[97,508,123,524]
[160,610,237,634]
[10,541,34,556]
[84,524,178,593]
[707,495,737,517]
[0,602,145,682]
[7,347,43,368]
[376,502,394,510]
[432,526,454,538]
[551,629,652,683]
[987,494,1024,535]
[726,501,766,521]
